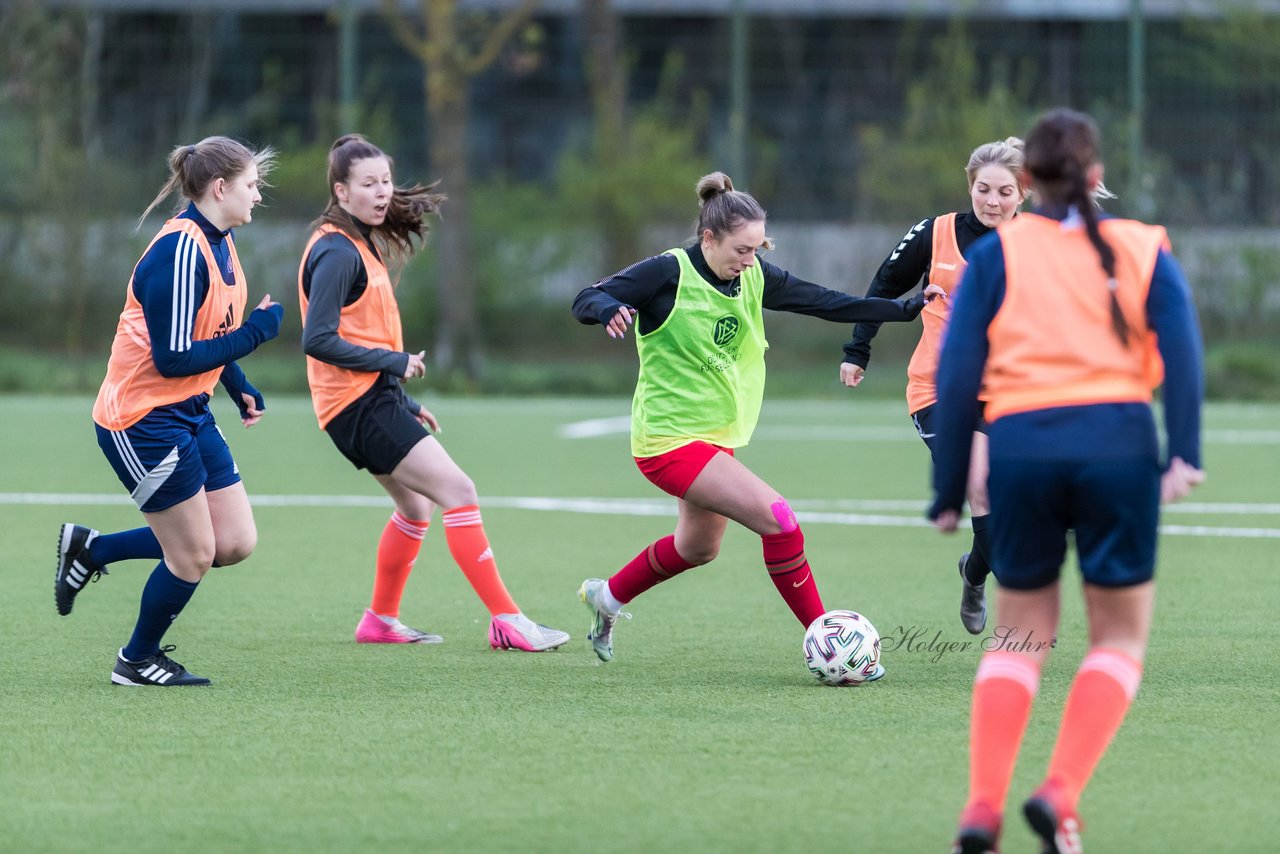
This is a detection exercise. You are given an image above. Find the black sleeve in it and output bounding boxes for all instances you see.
[400,387,424,417]
[843,217,936,368]
[760,260,923,323]
[571,254,681,335]
[301,237,409,377]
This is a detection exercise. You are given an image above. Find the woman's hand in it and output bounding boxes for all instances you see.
[402,350,426,380]
[840,363,865,388]
[255,293,279,311]
[932,508,961,533]
[1161,456,1205,504]
[414,404,440,433]
[922,283,947,302]
[604,307,638,340]
[238,392,265,427]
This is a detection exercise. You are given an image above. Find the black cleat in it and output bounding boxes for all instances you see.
[951,800,1002,854]
[958,553,987,635]
[56,523,107,616]
[111,646,211,687]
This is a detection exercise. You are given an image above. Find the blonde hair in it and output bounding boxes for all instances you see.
[137,136,275,230]
[966,136,1027,199]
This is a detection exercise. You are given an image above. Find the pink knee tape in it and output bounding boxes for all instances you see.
[770,498,798,533]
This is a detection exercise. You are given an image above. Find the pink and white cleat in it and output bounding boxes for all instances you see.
[354,609,443,644]
[488,612,570,652]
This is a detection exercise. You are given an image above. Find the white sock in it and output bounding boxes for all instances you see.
[601,582,624,614]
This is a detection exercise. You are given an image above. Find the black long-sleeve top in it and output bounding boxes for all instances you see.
[573,243,927,332]
[842,211,994,369]
[300,219,422,413]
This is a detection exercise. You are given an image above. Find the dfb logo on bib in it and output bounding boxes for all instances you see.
[712,315,740,348]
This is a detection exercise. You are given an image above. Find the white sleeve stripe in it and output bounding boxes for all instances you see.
[169,233,185,352]
[183,232,198,351]
[170,232,198,353]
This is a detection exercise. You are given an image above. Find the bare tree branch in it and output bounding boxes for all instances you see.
[380,0,430,62]
[460,0,541,77]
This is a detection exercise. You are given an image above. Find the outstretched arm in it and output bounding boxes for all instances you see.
[844,218,936,373]
[761,260,938,323]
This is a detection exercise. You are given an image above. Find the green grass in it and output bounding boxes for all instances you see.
[1,395,1277,852]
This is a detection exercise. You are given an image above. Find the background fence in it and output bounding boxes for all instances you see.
[3,0,1278,396]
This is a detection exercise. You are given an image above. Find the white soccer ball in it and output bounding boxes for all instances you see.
[803,609,882,686]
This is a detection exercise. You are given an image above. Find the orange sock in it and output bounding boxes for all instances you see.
[967,652,1042,813]
[1043,647,1143,808]
[370,512,429,617]
[441,505,518,616]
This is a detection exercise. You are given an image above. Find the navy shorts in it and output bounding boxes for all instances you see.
[911,402,986,461]
[987,454,1160,590]
[96,396,240,513]
[325,383,430,475]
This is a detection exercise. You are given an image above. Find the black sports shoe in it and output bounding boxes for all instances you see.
[958,553,988,635]
[56,523,107,616]
[111,646,211,687]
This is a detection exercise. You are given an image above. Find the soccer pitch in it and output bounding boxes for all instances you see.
[2,394,1277,853]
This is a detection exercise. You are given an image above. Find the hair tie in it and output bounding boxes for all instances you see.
[186,145,197,157]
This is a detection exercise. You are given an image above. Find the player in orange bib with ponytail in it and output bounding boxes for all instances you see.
[299,134,569,652]
[840,138,1029,635]
[55,137,284,686]
[930,109,1205,854]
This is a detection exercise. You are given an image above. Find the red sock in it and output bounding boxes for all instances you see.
[441,505,519,616]
[967,652,1042,812]
[370,512,429,617]
[761,525,825,626]
[1043,647,1143,808]
[608,535,696,603]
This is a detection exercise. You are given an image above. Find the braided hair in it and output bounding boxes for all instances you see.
[1025,109,1130,345]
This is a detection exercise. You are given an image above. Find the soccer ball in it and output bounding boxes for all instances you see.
[803,610,881,686]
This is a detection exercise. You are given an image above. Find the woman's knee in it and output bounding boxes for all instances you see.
[441,473,478,508]
[166,540,217,578]
[678,540,720,565]
[214,527,258,566]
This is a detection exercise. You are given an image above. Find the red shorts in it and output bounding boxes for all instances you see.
[634,441,734,498]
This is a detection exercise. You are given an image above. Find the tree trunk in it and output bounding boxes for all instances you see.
[583,0,639,273]
[426,76,482,381]
[66,11,105,358]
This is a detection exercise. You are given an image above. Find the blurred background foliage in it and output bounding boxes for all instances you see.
[1,0,1277,399]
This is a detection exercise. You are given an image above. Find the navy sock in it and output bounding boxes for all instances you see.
[88,527,163,568]
[965,514,994,585]
[122,562,199,661]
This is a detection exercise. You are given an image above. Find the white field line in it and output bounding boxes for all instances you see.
[556,417,1280,444]
[3,493,1278,538]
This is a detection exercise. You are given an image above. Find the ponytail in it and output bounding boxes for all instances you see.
[137,136,274,231]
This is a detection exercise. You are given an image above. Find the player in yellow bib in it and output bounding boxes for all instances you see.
[573,171,942,667]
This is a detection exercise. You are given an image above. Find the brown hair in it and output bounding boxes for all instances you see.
[693,172,774,251]
[314,133,446,269]
[1025,108,1129,344]
[137,136,275,229]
